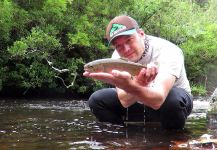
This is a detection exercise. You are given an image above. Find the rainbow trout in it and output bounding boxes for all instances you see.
[84,58,146,76]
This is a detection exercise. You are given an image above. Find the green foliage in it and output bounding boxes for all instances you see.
[0,61,7,91]
[0,0,14,44]
[181,24,217,82]
[13,62,55,89]
[191,84,207,96]
[8,27,62,58]
[42,0,67,24]
[142,1,200,43]
[0,0,217,96]
[12,0,45,10]
[6,27,64,91]
[68,31,91,47]
[7,41,28,56]
[141,0,217,44]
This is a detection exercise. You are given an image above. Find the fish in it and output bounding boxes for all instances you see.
[84,58,146,76]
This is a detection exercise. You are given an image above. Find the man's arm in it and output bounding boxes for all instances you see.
[128,72,176,109]
[115,71,175,109]
[116,87,137,108]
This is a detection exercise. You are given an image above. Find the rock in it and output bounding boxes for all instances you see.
[189,100,210,119]
[209,88,217,112]
[210,88,217,103]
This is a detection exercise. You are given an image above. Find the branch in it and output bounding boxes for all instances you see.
[46,58,77,88]
[55,73,77,88]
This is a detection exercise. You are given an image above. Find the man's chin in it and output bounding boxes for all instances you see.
[124,55,135,61]
[128,56,140,62]
[131,54,144,62]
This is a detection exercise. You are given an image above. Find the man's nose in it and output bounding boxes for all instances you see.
[122,43,130,52]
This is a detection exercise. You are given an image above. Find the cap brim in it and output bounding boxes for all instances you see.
[108,28,137,46]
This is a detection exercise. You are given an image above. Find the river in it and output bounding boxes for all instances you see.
[0,99,216,149]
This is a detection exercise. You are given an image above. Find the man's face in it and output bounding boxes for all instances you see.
[111,30,145,62]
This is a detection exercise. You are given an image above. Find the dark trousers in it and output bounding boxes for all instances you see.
[88,87,193,129]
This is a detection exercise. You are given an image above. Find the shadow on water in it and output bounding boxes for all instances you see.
[0,99,216,149]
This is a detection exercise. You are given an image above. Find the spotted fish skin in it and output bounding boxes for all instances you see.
[84,58,146,76]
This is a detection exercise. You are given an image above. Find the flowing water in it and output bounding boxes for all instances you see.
[0,99,216,150]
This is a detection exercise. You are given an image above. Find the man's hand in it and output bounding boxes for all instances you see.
[83,70,133,90]
[136,63,158,86]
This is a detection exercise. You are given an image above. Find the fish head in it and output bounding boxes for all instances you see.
[84,63,94,72]
[84,63,103,72]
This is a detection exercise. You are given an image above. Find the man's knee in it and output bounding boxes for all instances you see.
[161,113,186,129]
[159,88,192,129]
[160,88,192,113]
[88,91,99,109]
[88,91,107,113]
[88,88,117,110]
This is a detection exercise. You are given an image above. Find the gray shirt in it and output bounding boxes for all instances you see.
[112,35,191,94]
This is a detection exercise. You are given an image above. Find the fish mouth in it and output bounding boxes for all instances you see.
[83,65,88,71]
[84,68,89,72]
[83,65,92,72]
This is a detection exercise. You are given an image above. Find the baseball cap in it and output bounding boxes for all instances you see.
[106,15,139,45]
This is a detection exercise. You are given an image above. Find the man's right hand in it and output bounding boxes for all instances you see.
[136,63,158,86]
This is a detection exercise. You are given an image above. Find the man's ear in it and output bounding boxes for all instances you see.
[137,28,145,36]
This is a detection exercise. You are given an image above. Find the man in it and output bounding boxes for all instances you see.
[83,15,193,129]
